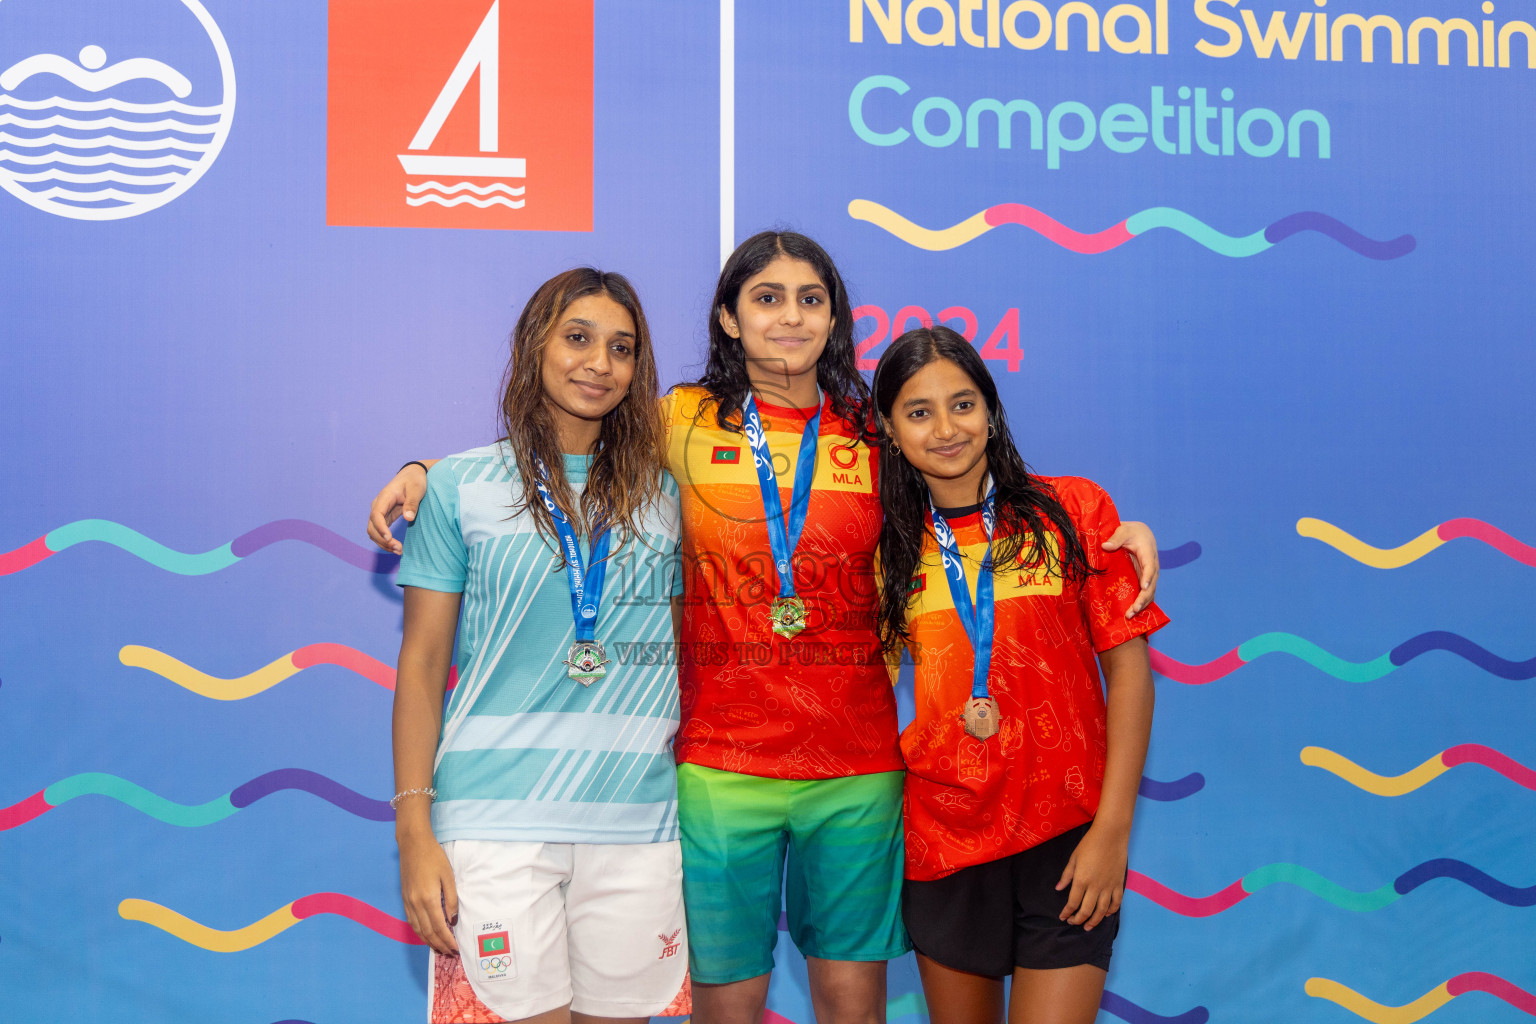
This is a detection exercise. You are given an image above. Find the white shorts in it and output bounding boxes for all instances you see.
[428,839,689,1022]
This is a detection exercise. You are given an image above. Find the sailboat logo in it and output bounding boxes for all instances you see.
[398,1,525,212]
[328,0,591,232]
[0,0,235,221]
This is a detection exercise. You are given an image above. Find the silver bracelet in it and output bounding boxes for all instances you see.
[389,786,437,810]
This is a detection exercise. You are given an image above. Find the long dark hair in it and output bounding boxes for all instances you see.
[498,268,664,550]
[685,230,868,430]
[872,326,1096,649]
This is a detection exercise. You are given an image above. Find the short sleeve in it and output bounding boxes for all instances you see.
[397,463,468,593]
[1064,478,1169,652]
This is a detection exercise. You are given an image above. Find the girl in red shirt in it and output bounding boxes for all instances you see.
[873,326,1167,1024]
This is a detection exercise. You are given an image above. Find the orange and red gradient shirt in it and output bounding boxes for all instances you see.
[899,476,1168,881]
[662,386,903,780]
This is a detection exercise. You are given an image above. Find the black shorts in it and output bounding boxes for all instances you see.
[902,823,1118,977]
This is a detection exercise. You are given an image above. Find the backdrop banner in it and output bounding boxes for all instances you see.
[2,1,1531,1022]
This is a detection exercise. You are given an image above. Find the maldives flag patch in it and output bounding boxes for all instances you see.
[711,446,741,464]
[909,574,927,594]
[478,931,509,957]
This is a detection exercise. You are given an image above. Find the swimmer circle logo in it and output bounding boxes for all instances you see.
[0,0,235,221]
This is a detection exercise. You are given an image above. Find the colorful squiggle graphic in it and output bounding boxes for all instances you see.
[848,200,1415,259]
[1158,541,1202,570]
[1306,973,1536,1022]
[0,769,391,831]
[1297,517,1536,569]
[1302,744,1536,796]
[0,519,399,576]
[1128,859,1536,916]
[1150,632,1536,684]
[120,643,397,699]
[1137,772,1206,801]
[119,893,422,951]
[1100,992,1210,1024]
[118,643,459,698]
[887,992,926,1024]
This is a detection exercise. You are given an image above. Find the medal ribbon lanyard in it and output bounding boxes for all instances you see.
[534,462,612,644]
[741,392,822,602]
[929,487,997,701]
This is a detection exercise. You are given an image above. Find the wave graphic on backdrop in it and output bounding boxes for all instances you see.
[1128,859,1536,916]
[118,643,457,698]
[1158,541,1202,569]
[1137,772,1206,801]
[0,92,218,208]
[1305,973,1536,1022]
[1302,744,1536,795]
[1297,517,1536,568]
[119,893,422,951]
[1150,632,1536,683]
[848,200,1415,259]
[405,180,526,209]
[0,769,392,831]
[1099,992,1210,1024]
[0,519,399,576]
[121,643,396,698]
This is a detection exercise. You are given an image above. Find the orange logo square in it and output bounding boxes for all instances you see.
[327,0,592,231]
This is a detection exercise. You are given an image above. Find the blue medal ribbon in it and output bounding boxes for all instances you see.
[929,486,997,700]
[741,391,821,599]
[533,461,611,642]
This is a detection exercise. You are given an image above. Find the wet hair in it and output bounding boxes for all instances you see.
[685,230,868,431]
[498,267,664,549]
[871,326,1096,650]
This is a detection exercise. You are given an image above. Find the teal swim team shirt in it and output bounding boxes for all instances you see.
[397,443,684,845]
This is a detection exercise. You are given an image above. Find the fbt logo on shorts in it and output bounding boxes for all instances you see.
[658,928,681,960]
[327,0,591,231]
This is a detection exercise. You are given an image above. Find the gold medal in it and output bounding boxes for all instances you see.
[564,640,608,686]
[770,596,807,639]
[962,696,1001,739]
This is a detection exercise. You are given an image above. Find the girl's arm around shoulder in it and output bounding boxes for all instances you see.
[367,458,442,554]
[1047,475,1170,626]
[1103,520,1159,618]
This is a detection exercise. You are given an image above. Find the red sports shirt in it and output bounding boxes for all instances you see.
[899,476,1168,881]
[663,386,902,779]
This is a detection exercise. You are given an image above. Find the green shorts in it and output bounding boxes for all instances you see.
[677,763,910,984]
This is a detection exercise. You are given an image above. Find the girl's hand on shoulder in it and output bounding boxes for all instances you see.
[367,462,433,555]
[1056,821,1130,931]
[1102,520,1159,617]
[398,832,459,954]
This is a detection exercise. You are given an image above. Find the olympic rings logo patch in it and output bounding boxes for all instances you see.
[480,956,511,970]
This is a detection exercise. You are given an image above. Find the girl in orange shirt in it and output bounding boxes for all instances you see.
[873,326,1167,1024]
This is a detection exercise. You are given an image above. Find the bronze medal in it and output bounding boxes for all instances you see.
[962,696,1001,739]
[770,596,807,639]
[564,640,608,686]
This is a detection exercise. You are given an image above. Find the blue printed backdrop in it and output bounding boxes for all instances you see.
[2,0,1532,1022]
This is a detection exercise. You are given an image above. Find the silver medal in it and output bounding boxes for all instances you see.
[564,640,608,686]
